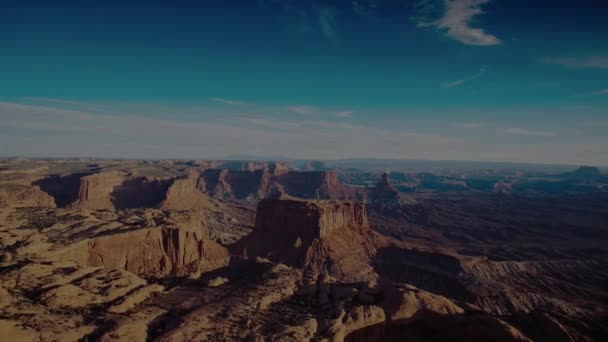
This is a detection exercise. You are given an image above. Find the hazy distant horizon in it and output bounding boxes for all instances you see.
[2,153,606,170]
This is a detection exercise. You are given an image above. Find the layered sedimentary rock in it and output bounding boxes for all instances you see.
[235,198,386,281]
[201,169,272,200]
[0,185,56,208]
[200,169,352,200]
[158,173,216,211]
[110,176,174,209]
[69,171,127,210]
[33,172,94,207]
[54,210,229,278]
[276,171,354,200]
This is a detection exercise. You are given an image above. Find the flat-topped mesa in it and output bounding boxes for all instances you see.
[70,171,127,210]
[235,198,386,281]
[254,199,369,239]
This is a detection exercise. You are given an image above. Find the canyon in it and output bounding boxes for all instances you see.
[1,159,607,341]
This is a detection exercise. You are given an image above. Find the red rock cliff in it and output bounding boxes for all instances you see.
[235,198,386,281]
[56,210,229,278]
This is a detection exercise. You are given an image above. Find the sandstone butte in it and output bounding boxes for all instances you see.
[233,198,387,282]
[367,172,416,207]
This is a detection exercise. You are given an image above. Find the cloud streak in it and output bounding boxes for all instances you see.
[418,0,500,46]
[0,101,463,160]
[451,122,486,128]
[502,127,555,137]
[210,98,252,106]
[442,66,487,88]
[287,105,320,115]
[543,56,608,69]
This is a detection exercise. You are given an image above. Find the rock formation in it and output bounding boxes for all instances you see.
[158,173,216,211]
[0,184,56,208]
[33,172,94,207]
[200,169,272,200]
[53,210,229,278]
[276,171,354,200]
[69,171,127,210]
[199,169,353,200]
[234,198,387,281]
[367,173,415,209]
[109,176,174,209]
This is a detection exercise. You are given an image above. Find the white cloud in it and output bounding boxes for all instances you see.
[0,101,464,160]
[502,127,555,137]
[287,105,319,115]
[3,100,607,165]
[418,0,500,46]
[334,110,353,118]
[543,56,608,69]
[451,122,486,128]
[442,66,487,88]
[210,98,251,106]
[314,5,338,40]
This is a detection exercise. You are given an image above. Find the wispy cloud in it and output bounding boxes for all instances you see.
[575,88,608,98]
[442,66,487,88]
[502,127,555,137]
[417,0,500,46]
[287,105,319,115]
[0,101,465,160]
[210,98,252,106]
[543,55,608,69]
[334,110,353,118]
[314,5,338,40]
[451,122,486,128]
[592,88,608,96]
[22,97,85,106]
[580,121,608,127]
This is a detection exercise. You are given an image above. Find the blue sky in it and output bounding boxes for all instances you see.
[1,0,607,164]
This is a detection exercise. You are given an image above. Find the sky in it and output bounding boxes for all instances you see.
[1,0,607,165]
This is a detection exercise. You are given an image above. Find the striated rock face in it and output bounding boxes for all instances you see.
[55,210,229,278]
[201,169,272,200]
[159,173,216,211]
[235,199,386,281]
[0,185,56,208]
[70,171,127,210]
[110,177,174,210]
[33,172,94,207]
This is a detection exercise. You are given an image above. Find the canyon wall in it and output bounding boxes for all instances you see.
[235,198,386,281]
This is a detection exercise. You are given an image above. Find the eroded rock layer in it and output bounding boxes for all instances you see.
[52,210,229,278]
[235,198,386,281]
